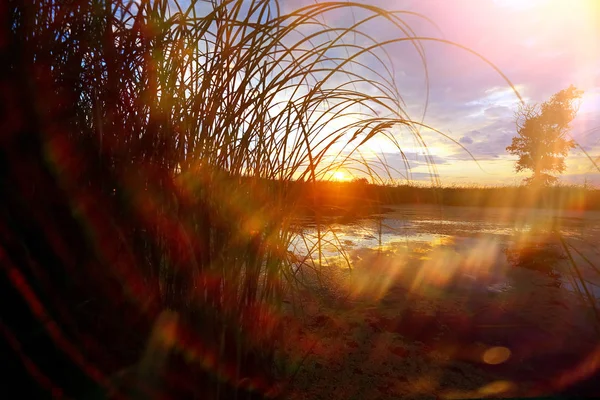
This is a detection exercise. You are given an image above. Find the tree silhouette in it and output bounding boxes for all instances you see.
[507,85,583,186]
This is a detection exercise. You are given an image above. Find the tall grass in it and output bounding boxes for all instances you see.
[0,0,527,398]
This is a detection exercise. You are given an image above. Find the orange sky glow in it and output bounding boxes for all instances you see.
[305,0,600,186]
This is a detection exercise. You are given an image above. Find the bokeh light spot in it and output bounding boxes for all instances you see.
[478,380,515,395]
[482,346,511,365]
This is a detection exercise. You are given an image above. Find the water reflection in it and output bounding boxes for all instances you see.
[287,205,600,397]
[290,205,600,302]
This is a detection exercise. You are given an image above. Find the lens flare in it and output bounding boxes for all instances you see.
[482,346,511,365]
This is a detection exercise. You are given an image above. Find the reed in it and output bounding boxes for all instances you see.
[1,0,529,398]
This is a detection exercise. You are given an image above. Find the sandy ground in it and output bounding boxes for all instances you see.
[280,228,600,399]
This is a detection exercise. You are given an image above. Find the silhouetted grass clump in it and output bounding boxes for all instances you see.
[1,0,492,397]
[1,0,543,397]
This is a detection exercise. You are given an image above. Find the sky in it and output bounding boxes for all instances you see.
[284,0,600,186]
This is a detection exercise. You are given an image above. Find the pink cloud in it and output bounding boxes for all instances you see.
[280,0,600,183]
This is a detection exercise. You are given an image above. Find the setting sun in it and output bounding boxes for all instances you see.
[332,170,347,181]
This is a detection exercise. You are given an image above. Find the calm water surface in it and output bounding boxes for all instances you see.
[290,205,600,300]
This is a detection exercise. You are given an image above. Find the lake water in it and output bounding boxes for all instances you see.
[286,205,600,398]
[290,204,600,301]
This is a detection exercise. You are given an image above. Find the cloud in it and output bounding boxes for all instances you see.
[406,172,441,181]
[285,0,600,184]
[484,105,512,119]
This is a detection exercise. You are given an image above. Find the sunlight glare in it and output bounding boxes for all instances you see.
[333,170,347,181]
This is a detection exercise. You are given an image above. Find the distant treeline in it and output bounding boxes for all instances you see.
[279,179,600,214]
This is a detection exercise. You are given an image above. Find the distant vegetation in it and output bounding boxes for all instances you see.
[291,179,600,216]
[507,85,583,186]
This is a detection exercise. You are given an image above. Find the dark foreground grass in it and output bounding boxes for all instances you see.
[1,0,596,399]
[2,0,486,397]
